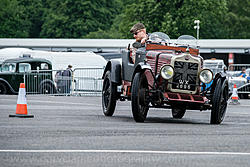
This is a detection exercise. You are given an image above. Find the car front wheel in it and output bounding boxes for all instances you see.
[102,71,117,116]
[131,72,149,122]
[210,78,229,124]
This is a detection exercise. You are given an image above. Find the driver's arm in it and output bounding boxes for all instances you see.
[141,37,147,44]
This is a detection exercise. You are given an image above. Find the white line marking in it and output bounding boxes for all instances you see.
[0,150,249,155]
[229,105,250,107]
[0,99,90,106]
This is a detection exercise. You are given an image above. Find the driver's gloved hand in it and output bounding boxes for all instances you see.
[132,42,142,48]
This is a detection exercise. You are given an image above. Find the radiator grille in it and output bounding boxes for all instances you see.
[172,61,198,91]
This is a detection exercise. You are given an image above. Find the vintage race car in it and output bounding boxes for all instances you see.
[102,32,229,124]
[203,59,227,75]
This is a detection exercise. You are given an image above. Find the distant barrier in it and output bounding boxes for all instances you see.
[228,64,250,72]
[24,67,104,96]
[24,69,58,95]
[73,67,104,96]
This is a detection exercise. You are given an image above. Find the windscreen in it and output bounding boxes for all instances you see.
[176,35,197,48]
[148,32,171,44]
[1,63,16,72]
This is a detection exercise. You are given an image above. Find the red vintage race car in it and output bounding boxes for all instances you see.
[102,32,229,124]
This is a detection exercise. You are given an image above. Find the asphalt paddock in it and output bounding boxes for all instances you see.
[1,95,250,167]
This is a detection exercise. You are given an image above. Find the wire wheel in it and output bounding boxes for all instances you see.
[131,72,149,122]
[102,71,117,116]
[211,79,229,124]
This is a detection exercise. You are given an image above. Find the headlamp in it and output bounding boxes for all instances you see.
[160,65,174,80]
[199,69,213,83]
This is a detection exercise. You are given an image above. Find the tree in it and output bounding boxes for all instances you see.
[225,0,250,38]
[1,0,249,39]
[85,14,124,39]
[0,0,30,38]
[113,0,228,39]
[17,0,44,38]
[40,0,120,38]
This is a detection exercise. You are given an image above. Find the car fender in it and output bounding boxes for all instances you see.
[0,78,17,94]
[102,60,122,84]
[210,72,228,93]
[214,72,228,82]
[132,62,153,81]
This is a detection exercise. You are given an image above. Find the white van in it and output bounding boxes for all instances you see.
[0,48,107,70]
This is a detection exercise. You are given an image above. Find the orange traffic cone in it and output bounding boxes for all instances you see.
[9,83,34,118]
[229,84,240,105]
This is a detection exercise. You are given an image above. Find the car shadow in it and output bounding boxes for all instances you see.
[112,115,210,125]
[145,117,210,125]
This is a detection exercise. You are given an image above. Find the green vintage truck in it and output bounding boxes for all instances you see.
[0,57,56,94]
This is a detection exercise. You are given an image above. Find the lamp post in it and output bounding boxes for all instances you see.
[194,20,200,40]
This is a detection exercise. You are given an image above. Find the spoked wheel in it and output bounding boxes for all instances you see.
[210,78,229,124]
[172,107,186,119]
[131,72,149,122]
[102,71,117,116]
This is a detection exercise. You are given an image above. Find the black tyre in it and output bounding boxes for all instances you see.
[210,78,229,124]
[102,71,117,116]
[40,83,54,94]
[172,108,186,119]
[131,72,149,122]
[0,82,7,94]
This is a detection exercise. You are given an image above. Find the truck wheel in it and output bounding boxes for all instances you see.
[0,82,7,94]
[210,78,229,124]
[172,108,186,119]
[131,72,149,122]
[40,83,53,94]
[102,71,117,116]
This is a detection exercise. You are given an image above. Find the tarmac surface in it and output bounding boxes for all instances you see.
[0,95,250,167]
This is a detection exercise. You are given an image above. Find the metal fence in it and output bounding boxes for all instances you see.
[24,69,58,95]
[24,67,104,96]
[228,64,250,98]
[22,65,250,98]
[73,67,104,96]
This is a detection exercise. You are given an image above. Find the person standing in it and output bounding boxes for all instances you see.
[63,65,73,94]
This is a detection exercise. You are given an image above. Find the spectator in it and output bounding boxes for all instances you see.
[238,68,247,78]
[63,65,73,94]
[55,70,64,93]
[42,63,49,70]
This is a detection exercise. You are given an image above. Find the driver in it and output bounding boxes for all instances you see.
[130,23,148,44]
[129,23,148,63]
